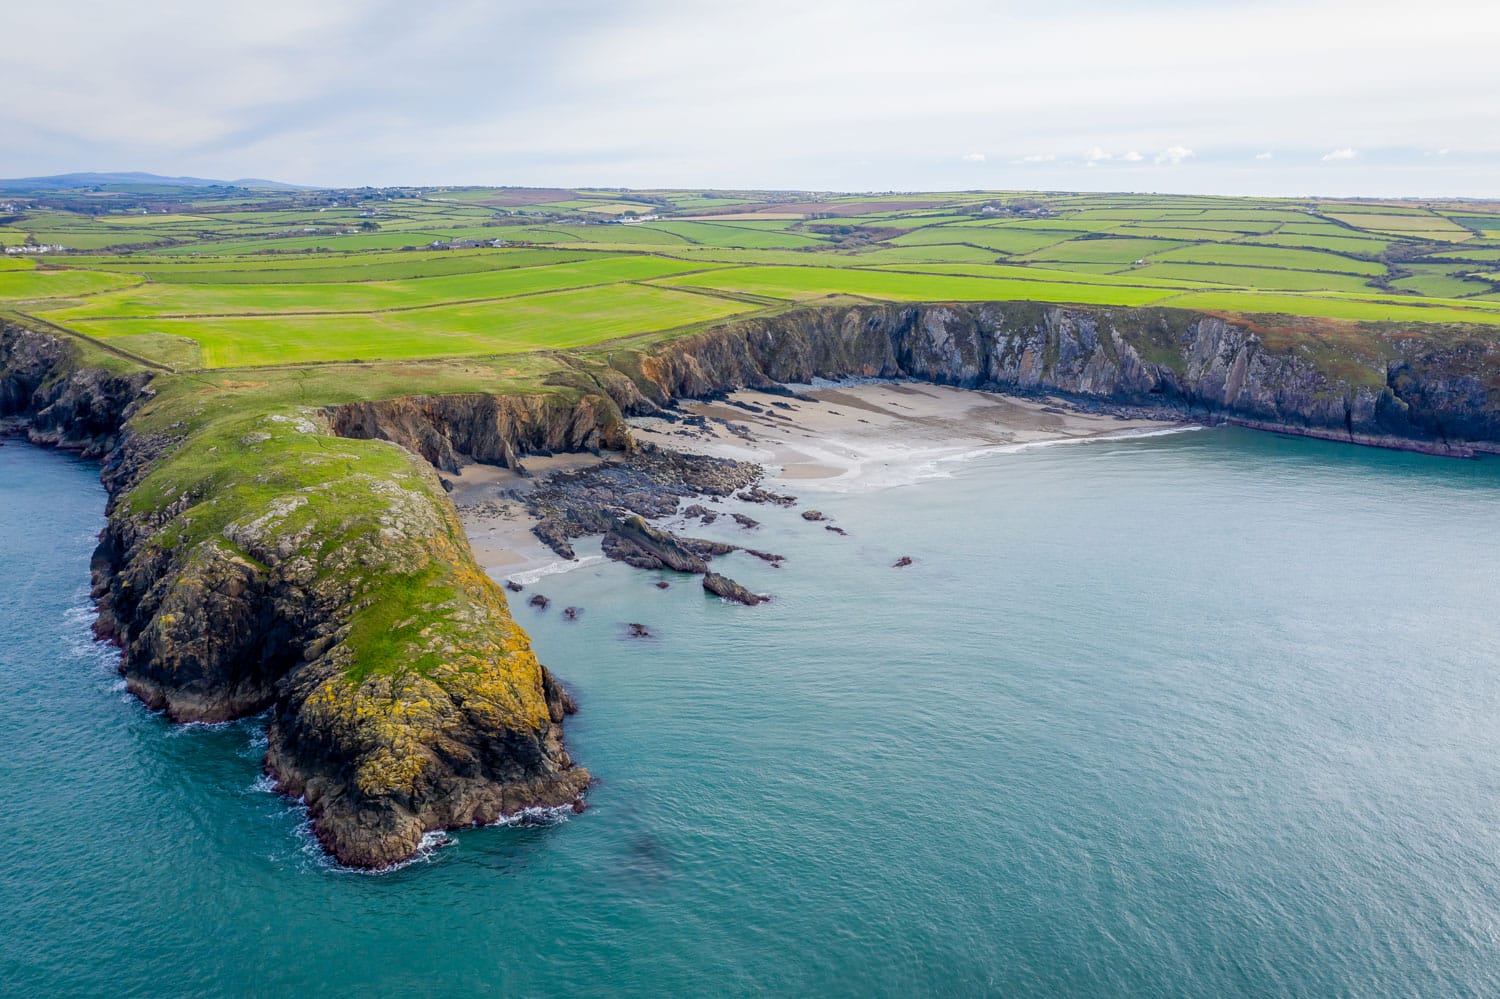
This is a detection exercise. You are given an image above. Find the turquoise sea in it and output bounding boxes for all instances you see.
[3,427,1500,996]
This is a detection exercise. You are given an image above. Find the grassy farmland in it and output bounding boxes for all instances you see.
[4,183,1500,371]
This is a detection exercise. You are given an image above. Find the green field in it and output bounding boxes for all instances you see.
[1,185,1497,369]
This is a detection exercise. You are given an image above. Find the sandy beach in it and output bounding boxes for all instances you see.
[631,381,1183,491]
[448,451,605,580]
[455,381,1185,580]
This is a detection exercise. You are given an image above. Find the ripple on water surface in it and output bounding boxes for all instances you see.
[4,433,1500,995]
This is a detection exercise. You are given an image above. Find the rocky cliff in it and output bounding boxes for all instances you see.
[591,304,1500,455]
[0,323,150,456]
[6,300,1499,870]
[312,307,1499,480]
[3,322,590,869]
[328,389,630,474]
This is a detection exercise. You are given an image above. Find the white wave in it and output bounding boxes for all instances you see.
[60,599,123,672]
[932,423,1207,467]
[796,423,1208,494]
[171,718,237,734]
[489,803,575,828]
[284,801,455,875]
[249,773,279,794]
[508,553,604,586]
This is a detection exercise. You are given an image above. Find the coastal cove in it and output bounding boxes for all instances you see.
[6,428,1500,994]
[5,296,1500,869]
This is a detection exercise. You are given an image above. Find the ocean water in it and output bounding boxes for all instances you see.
[3,428,1500,997]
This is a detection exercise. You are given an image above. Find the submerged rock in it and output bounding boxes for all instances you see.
[801,510,828,522]
[529,593,551,610]
[893,556,914,568]
[736,486,797,507]
[627,622,653,638]
[703,572,767,606]
[505,580,524,593]
[731,513,759,530]
[654,581,670,590]
[682,503,718,525]
[562,606,581,621]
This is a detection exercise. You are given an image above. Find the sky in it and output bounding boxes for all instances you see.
[6,0,1499,197]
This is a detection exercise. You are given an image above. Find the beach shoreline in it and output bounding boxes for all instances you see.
[456,381,1188,579]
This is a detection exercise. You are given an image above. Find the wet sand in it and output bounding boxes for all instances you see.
[631,382,1183,492]
[449,452,605,579]
[456,382,1186,579]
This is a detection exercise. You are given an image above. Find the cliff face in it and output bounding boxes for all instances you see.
[92,400,590,868]
[6,301,1498,869]
[0,323,150,456]
[3,322,589,869]
[327,389,630,473]
[600,304,1500,453]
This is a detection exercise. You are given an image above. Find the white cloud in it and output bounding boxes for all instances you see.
[1255,151,1274,160]
[0,0,1496,194]
[1322,147,1358,161]
[961,152,986,163]
[1085,145,1112,162]
[1121,150,1144,162]
[1155,145,1194,164]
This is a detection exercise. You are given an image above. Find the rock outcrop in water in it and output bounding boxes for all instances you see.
[703,572,767,606]
[7,298,1500,869]
[518,442,760,558]
[3,322,590,870]
[603,515,709,573]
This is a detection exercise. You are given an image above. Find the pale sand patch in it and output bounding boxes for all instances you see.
[630,381,1187,492]
[449,452,607,580]
[780,463,844,480]
[457,381,1190,578]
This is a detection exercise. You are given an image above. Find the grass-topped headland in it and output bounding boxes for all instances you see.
[4,182,1499,868]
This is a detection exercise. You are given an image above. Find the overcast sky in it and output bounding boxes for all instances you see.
[6,0,1498,196]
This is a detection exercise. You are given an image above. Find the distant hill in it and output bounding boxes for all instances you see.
[0,172,312,192]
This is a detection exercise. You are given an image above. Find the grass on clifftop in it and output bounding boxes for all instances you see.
[9,181,1499,692]
[1,186,1498,371]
